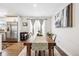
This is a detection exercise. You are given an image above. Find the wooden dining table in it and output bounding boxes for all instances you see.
[23,36,56,56]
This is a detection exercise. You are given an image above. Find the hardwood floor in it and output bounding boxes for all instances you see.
[2,43,14,50]
[2,43,24,56]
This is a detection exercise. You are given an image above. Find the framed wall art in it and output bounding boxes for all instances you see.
[22,22,28,26]
[55,3,73,28]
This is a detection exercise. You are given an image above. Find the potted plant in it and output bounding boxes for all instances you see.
[37,30,43,36]
[47,32,54,39]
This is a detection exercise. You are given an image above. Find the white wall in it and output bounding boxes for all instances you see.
[51,3,79,56]
[45,19,52,34]
[18,17,31,41]
[19,17,30,32]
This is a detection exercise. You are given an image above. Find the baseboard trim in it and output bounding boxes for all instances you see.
[55,45,68,56]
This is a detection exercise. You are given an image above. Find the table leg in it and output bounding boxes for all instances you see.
[27,44,31,56]
[49,48,54,56]
[52,47,54,56]
[35,50,37,56]
[49,49,52,56]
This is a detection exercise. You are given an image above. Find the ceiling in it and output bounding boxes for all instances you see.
[0,3,70,16]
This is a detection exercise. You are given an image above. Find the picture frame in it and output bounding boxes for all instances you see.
[55,3,73,28]
[22,22,28,26]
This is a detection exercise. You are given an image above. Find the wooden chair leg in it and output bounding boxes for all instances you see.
[35,50,45,56]
[35,50,37,56]
[43,50,45,56]
[52,47,54,56]
[39,50,41,56]
[49,49,51,56]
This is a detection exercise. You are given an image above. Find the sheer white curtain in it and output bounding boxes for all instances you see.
[42,20,45,35]
[31,20,35,34]
[39,20,44,33]
[30,19,45,36]
[34,20,40,35]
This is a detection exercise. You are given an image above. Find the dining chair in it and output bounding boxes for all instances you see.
[35,50,45,56]
[52,34,57,41]
[51,34,57,56]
